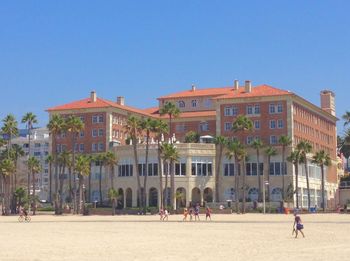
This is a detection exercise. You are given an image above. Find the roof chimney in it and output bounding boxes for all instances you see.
[234,80,239,90]
[245,80,252,93]
[191,84,196,92]
[90,91,97,102]
[116,96,125,106]
[320,90,335,116]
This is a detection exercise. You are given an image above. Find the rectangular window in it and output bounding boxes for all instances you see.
[254,120,260,129]
[251,163,257,176]
[246,163,251,176]
[80,131,84,138]
[34,151,41,156]
[191,100,197,107]
[79,143,84,152]
[92,143,97,152]
[277,119,283,129]
[275,162,281,175]
[79,116,85,123]
[247,105,253,115]
[224,122,232,131]
[153,163,158,176]
[200,122,209,132]
[277,103,283,113]
[270,120,276,129]
[148,164,153,176]
[98,115,104,123]
[74,143,79,152]
[224,163,235,176]
[98,129,104,136]
[254,105,260,114]
[232,106,238,116]
[269,163,274,175]
[247,136,253,145]
[92,129,98,137]
[191,163,196,176]
[270,135,277,144]
[224,107,232,116]
[269,103,275,114]
[34,143,41,148]
[92,115,98,124]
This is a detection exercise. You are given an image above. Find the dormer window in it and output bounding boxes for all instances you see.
[178,101,185,108]
[191,100,197,107]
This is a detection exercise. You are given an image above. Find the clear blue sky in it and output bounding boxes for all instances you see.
[0,1,349,134]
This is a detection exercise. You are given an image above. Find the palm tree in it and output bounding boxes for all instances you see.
[57,151,70,213]
[108,188,120,216]
[240,148,248,214]
[96,153,107,205]
[124,116,143,209]
[139,118,154,211]
[22,112,38,199]
[297,140,313,210]
[279,135,292,201]
[342,111,350,127]
[74,155,90,214]
[287,150,301,209]
[0,158,15,215]
[251,138,264,202]
[265,146,277,202]
[151,119,168,210]
[1,114,19,154]
[312,150,331,212]
[232,115,253,136]
[65,115,84,214]
[10,144,25,190]
[27,156,42,215]
[47,114,65,213]
[46,155,54,202]
[161,143,179,210]
[87,154,96,203]
[214,136,227,202]
[14,187,26,208]
[225,140,244,213]
[159,102,180,141]
[105,151,117,190]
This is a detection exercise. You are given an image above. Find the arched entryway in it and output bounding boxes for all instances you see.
[248,188,259,202]
[203,187,213,203]
[176,187,186,208]
[191,187,201,206]
[117,188,124,209]
[224,188,236,201]
[149,187,158,207]
[271,187,282,202]
[125,188,132,208]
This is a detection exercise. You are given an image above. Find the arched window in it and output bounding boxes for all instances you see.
[178,101,185,108]
[271,188,282,202]
[248,188,259,201]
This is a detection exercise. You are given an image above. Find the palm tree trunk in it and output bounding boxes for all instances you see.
[235,158,239,213]
[164,162,168,208]
[143,131,150,213]
[99,165,103,205]
[241,158,246,214]
[49,162,52,203]
[282,147,285,201]
[215,145,223,202]
[257,150,261,202]
[295,162,299,209]
[267,156,271,202]
[170,160,175,210]
[88,162,92,203]
[158,143,163,210]
[32,171,36,215]
[68,167,72,200]
[132,139,142,209]
[305,162,311,210]
[79,175,83,214]
[321,165,325,212]
[54,160,59,214]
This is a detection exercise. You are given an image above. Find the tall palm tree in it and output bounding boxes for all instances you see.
[65,115,84,214]
[0,158,15,215]
[287,150,301,209]
[27,156,42,215]
[225,140,244,213]
[10,144,25,190]
[161,143,179,210]
[297,140,313,210]
[151,119,168,210]
[159,102,180,141]
[57,151,69,214]
[342,111,350,127]
[240,148,248,214]
[46,155,54,203]
[251,138,264,202]
[279,135,292,201]
[1,114,19,155]
[96,153,107,205]
[105,151,117,190]
[108,188,120,216]
[22,112,38,199]
[87,154,96,203]
[214,136,227,202]
[139,118,154,210]
[124,116,143,209]
[74,155,90,214]
[232,115,253,137]
[47,114,65,213]
[312,150,331,212]
[265,146,277,202]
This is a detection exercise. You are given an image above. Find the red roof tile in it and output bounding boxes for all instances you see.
[158,87,233,99]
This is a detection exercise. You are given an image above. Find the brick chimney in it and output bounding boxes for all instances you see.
[116,96,125,106]
[245,80,252,93]
[320,90,335,116]
[90,91,97,102]
[234,80,239,90]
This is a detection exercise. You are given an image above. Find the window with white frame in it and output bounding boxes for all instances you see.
[91,143,98,152]
[199,122,209,132]
[277,119,283,129]
[269,103,276,114]
[224,106,232,116]
[254,120,260,129]
[277,103,283,113]
[224,163,235,176]
[224,122,232,131]
[92,129,98,137]
[92,115,104,123]
[246,105,253,115]
[270,120,276,129]
[98,129,104,136]
[269,162,287,175]
[175,161,186,176]
[98,142,104,151]
[191,100,197,107]
[246,162,264,176]
[270,135,278,144]
[80,131,84,138]
[254,104,260,114]
[246,136,254,145]
[232,106,238,116]
[191,157,213,176]
[178,101,185,108]
[79,143,84,152]
[118,163,133,177]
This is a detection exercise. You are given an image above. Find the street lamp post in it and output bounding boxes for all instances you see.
[263,181,269,214]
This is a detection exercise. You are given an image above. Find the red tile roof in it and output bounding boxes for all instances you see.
[158,84,292,100]
[47,97,155,117]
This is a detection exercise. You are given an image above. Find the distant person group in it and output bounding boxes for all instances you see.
[159,204,212,222]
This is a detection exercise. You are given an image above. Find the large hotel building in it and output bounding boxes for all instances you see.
[47,81,339,209]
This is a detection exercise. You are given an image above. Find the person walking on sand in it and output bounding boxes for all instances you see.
[189,207,193,221]
[183,208,189,221]
[163,209,169,221]
[293,213,305,238]
[159,208,164,221]
[194,204,200,221]
[205,207,212,221]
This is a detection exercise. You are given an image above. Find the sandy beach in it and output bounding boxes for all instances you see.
[1,213,349,261]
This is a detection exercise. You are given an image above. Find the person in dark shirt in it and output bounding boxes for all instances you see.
[293,213,305,238]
